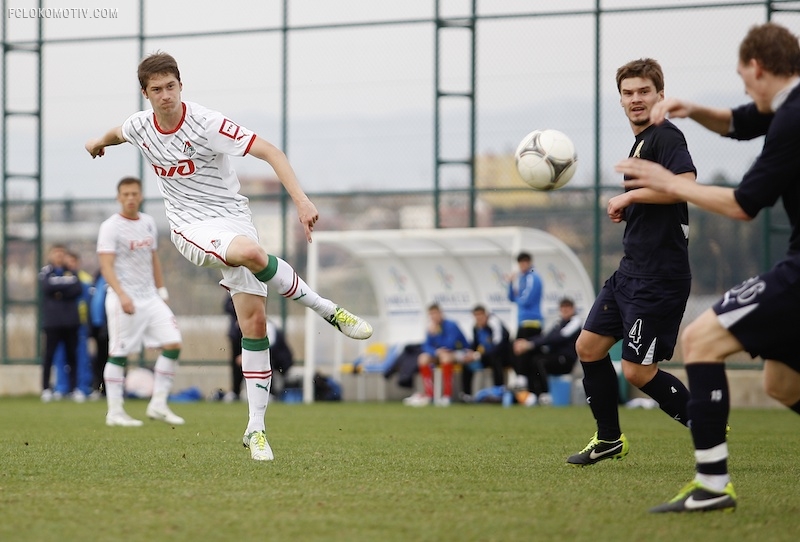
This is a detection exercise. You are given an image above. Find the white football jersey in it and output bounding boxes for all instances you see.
[97,212,160,300]
[121,101,257,230]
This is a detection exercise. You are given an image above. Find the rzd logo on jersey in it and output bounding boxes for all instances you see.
[152,159,195,178]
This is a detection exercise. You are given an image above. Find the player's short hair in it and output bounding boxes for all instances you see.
[427,303,441,312]
[472,304,487,314]
[138,51,181,90]
[559,297,575,308]
[517,252,532,263]
[117,176,142,192]
[615,58,664,93]
[739,23,800,77]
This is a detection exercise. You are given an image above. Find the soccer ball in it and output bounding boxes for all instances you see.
[125,367,154,398]
[514,129,578,191]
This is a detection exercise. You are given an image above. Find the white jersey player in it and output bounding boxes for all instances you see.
[97,177,184,428]
[86,51,372,461]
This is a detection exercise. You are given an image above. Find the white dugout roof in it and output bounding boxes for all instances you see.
[302,227,595,402]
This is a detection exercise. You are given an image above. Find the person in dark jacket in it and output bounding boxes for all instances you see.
[39,244,83,402]
[513,297,583,404]
[88,270,109,399]
[462,305,511,400]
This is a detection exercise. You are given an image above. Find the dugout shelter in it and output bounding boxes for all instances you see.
[302,227,594,403]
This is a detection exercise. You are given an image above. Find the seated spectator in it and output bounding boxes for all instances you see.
[461,305,511,402]
[403,304,470,407]
[513,297,582,405]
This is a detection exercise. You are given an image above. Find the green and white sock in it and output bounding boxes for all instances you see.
[254,255,335,318]
[241,337,272,434]
[151,351,179,408]
[104,357,127,414]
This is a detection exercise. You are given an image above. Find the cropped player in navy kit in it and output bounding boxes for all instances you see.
[619,23,800,513]
[566,58,697,466]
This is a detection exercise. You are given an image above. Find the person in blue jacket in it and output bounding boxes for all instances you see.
[507,252,545,393]
[403,304,469,407]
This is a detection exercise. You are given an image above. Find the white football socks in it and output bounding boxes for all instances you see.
[266,256,335,319]
[242,348,272,434]
[151,355,177,408]
[104,362,126,414]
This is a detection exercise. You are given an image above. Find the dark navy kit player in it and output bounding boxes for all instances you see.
[567,58,697,466]
[618,22,800,513]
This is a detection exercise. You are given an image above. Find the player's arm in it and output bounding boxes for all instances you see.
[616,159,750,220]
[651,98,732,136]
[247,136,318,243]
[99,252,136,314]
[607,170,696,221]
[623,171,696,204]
[86,126,126,158]
[151,250,169,301]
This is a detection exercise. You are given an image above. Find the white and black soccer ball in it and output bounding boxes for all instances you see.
[514,129,578,191]
[125,367,154,399]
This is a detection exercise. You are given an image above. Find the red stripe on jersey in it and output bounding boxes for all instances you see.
[244,134,257,155]
[172,229,230,266]
[154,102,187,135]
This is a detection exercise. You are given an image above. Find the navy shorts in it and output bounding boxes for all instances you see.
[583,271,690,365]
[713,257,800,368]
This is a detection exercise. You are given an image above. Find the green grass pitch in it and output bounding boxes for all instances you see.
[1,397,798,542]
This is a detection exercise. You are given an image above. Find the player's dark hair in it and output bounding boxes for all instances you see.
[117,176,142,192]
[616,58,664,93]
[559,297,575,307]
[739,23,800,77]
[138,51,181,90]
[517,252,532,263]
[472,305,487,313]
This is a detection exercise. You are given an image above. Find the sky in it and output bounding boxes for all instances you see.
[1,0,797,201]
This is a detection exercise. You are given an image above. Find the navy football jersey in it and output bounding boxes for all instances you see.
[731,84,800,257]
[619,120,697,279]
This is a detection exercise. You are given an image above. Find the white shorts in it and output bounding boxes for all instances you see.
[171,217,268,297]
[106,289,183,356]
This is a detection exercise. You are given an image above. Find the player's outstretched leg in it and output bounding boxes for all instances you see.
[325,306,373,340]
[254,255,372,340]
[650,363,736,512]
[243,430,273,461]
[649,481,737,513]
[240,340,274,461]
[637,368,690,425]
[567,357,625,465]
[146,351,185,425]
[103,358,143,427]
[566,431,629,465]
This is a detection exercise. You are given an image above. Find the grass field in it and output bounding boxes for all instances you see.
[1,397,797,542]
